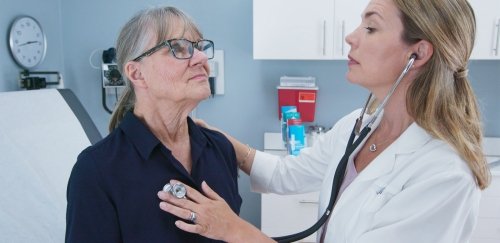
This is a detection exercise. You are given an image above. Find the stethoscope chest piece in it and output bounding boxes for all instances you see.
[163,182,187,199]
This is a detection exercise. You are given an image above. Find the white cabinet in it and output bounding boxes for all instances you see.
[253,0,368,60]
[261,133,320,242]
[262,192,320,243]
[471,172,500,243]
[254,1,500,60]
[471,137,500,243]
[333,0,370,59]
[253,0,334,60]
[467,1,500,59]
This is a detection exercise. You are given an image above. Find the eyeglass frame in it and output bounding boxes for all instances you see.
[132,38,214,62]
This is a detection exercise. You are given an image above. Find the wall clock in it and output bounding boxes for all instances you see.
[9,16,47,70]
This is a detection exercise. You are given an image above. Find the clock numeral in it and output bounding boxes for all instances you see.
[16,30,21,36]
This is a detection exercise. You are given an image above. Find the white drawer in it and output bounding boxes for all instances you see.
[262,192,320,242]
[478,195,500,218]
[471,217,500,239]
[472,172,500,242]
[483,182,500,197]
[470,238,500,243]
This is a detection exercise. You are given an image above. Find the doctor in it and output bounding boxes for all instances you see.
[157,0,491,242]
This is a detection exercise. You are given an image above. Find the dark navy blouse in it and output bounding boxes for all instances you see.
[66,111,241,243]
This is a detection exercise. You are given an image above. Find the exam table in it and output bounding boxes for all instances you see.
[0,89,101,243]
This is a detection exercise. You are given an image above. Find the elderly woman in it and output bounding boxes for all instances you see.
[158,0,490,243]
[66,6,241,243]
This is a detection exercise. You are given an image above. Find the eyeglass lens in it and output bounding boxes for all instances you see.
[170,39,214,59]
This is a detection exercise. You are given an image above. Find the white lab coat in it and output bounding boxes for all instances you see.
[251,109,480,243]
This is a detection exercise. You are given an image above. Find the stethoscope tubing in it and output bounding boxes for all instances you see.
[272,122,371,242]
[271,54,416,242]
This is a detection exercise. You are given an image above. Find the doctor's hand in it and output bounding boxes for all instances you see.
[159,180,270,243]
[193,119,222,133]
[193,119,256,175]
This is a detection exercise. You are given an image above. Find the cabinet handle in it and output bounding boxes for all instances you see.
[341,20,346,56]
[323,20,326,56]
[299,200,319,204]
[494,19,500,56]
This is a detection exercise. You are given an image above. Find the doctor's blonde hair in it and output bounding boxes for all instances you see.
[393,0,490,189]
[109,6,202,131]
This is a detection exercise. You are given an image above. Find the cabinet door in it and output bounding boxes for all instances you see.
[333,0,370,59]
[253,0,334,60]
[262,134,320,242]
[262,192,320,242]
[469,0,500,59]
[470,171,500,242]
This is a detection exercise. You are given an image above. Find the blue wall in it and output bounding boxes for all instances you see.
[2,0,500,228]
[0,0,64,90]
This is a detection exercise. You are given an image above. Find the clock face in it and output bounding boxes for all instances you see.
[9,16,47,69]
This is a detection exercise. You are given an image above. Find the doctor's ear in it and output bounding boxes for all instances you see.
[410,40,433,68]
[124,61,147,88]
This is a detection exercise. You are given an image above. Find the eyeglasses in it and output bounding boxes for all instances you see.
[132,39,214,61]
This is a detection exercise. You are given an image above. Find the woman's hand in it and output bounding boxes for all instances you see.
[192,119,256,174]
[158,180,273,243]
[193,118,222,133]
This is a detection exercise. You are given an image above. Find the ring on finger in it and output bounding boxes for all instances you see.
[188,211,197,224]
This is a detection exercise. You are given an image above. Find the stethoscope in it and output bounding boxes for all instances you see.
[271,54,417,243]
[162,54,417,243]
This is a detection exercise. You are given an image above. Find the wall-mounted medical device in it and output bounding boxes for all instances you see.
[19,70,61,90]
[101,48,124,88]
[100,47,124,114]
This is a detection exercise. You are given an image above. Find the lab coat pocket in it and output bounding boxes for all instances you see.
[362,184,396,213]
[345,184,398,242]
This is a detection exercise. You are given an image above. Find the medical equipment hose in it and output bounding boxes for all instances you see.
[272,122,371,242]
[271,54,416,242]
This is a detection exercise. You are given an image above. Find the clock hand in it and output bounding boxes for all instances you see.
[18,41,40,47]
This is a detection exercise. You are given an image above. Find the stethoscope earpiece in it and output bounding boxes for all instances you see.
[272,50,419,243]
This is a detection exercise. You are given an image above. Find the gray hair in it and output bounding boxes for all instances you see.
[109,6,203,132]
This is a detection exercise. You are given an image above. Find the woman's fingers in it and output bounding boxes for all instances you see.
[159,193,211,236]
[157,190,197,209]
[201,181,223,201]
[158,180,237,242]
[193,118,209,128]
[174,220,209,235]
[169,180,210,204]
[159,200,194,222]
[193,119,225,134]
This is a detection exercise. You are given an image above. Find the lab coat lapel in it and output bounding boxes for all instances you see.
[356,141,398,181]
[334,122,431,210]
[355,122,431,182]
[328,123,432,241]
